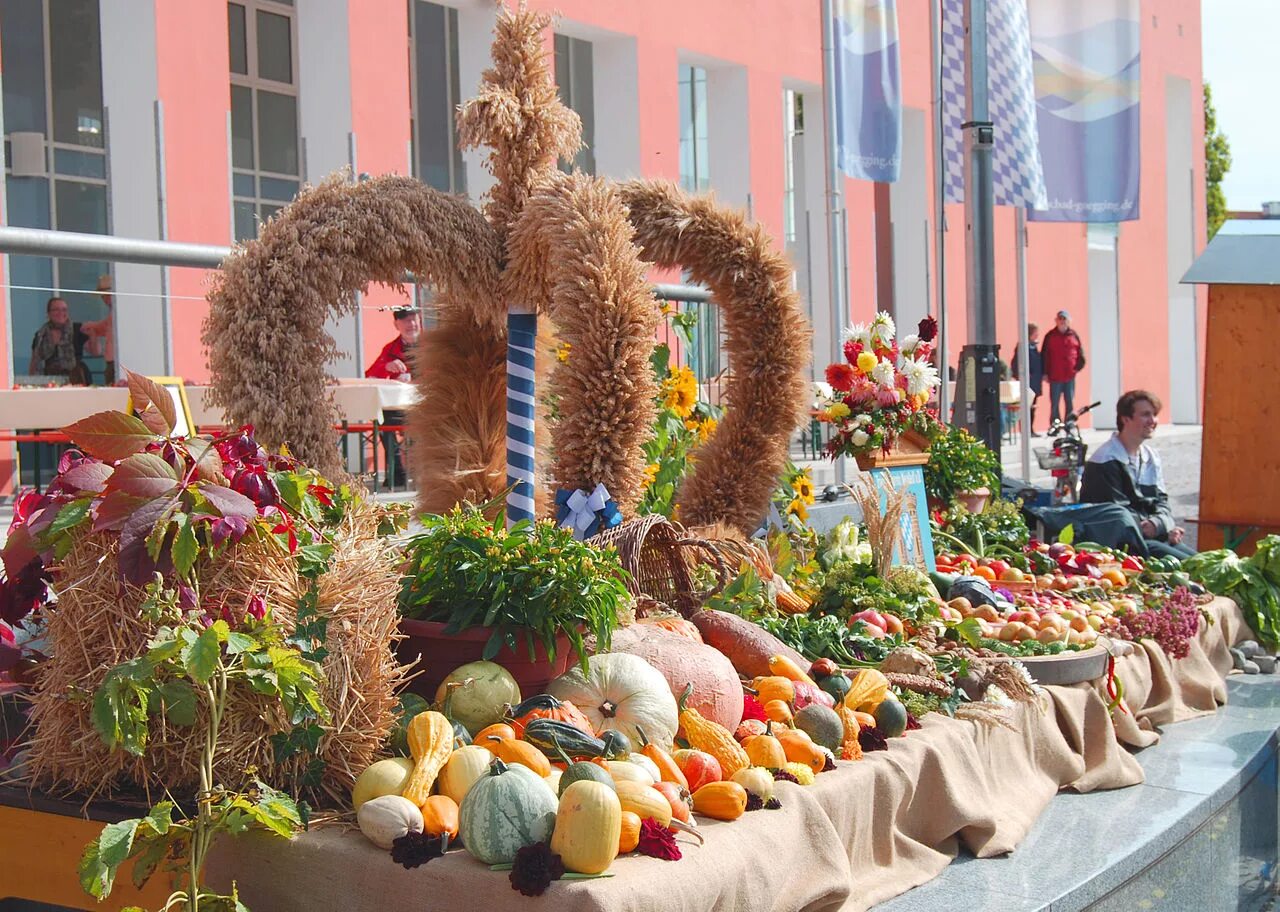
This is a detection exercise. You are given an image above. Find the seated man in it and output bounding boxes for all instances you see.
[1080,389,1194,559]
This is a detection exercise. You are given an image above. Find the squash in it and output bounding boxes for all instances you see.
[735,718,768,743]
[692,781,748,821]
[688,609,809,679]
[794,704,844,752]
[818,672,852,704]
[776,728,825,773]
[485,735,552,777]
[791,681,835,711]
[635,728,689,789]
[763,699,793,725]
[421,794,460,850]
[459,758,558,865]
[678,684,749,779]
[357,794,423,849]
[751,676,795,706]
[672,749,722,792]
[844,669,890,714]
[402,711,455,806]
[473,722,516,747]
[436,744,493,805]
[545,769,563,795]
[767,654,817,687]
[614,780,671,828]
[609,626,743,733]
[743,726,787,769]
[618,811,642,853]
[436,661,522,735]
[835,702,863,761]
[605,760,655,787]
[651,780,693,823]
[522,719,611,760]
[875,698,909,738]
[731,766,775,801]
[508,694,595,739]
[351,757,415,811]
[626,752,662,782]
[548,653,680,747]
[551,780,622,874]
[560,760,615,796]
[600,729,633,758]
[638,615,704,642]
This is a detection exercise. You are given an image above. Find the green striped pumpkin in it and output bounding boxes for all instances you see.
[459,758,558,865]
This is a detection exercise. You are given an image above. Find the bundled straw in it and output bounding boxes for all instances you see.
[847,472,910,578]
[24,503,404,807]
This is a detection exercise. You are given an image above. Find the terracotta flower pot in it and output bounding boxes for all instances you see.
[396,618,575,701]
[955,487,991,515]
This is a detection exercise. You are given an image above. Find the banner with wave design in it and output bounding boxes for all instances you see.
[1028,0,1142,222]
[833,0,901,183]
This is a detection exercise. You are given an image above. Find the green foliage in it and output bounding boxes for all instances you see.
[752,612,898,666]
[936,499,1029,554]
[811,560,940,624]
[1183,541,1280,647]
[922,424,1000,506]
[397,505,630,670]
[1204,82,1233,239]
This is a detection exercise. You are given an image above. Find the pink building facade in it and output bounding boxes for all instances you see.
[0,0,1206,431]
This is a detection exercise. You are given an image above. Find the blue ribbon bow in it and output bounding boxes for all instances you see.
[556,483,623,540]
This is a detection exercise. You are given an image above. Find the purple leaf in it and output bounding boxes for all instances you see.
[61,461,114,494]
[118,498,176,585]
[105,453,181,500]
[62,411,156,463]
[210,514,250,546]
[199,482,257,521]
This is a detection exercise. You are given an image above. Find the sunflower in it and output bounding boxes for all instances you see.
[661,366,699,418]
[642,463,659,486]
[786,497,809,522]
[792,471,815,504]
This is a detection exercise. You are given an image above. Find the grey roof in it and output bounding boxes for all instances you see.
[1182,219,1280,285]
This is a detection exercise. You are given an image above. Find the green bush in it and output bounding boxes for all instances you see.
[923,424,1001,506]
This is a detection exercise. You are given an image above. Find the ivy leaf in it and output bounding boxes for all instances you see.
[199,482,258,521]
[48,498,93,535]
[226,632,256,655]
[155,681,197,726]
[63,410,156,463]
[171,513,200,579]
[62,461,114,494]
[272,472,309,514]
[185,626,221,684]
[78,818,141,899]
[126,370,177,434]
[108,453,181,500]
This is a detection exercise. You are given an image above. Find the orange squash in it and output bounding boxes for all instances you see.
[420,794,460,850]
[474,723,516,748]
[485,735,552,777]
[763,699,793,725]
[767,655,817,687]
[776,728,825,773]
[751,676,796,706]
[507,695,594,739]
[651,780,693,823]
[692,781,748,821]
[618,811,642,853]
[635,727,690,789]
[743,725,787,769]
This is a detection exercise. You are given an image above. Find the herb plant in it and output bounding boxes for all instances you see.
[397,505,630,670]
[922,423,1001,506]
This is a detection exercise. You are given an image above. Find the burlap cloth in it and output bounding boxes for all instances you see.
[206,597,1247,912]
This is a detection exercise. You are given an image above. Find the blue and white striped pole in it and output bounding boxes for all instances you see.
[506,305,538,526]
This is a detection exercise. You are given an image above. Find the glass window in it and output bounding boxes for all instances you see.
[228,3,248,75]
[54,147,106,179]
[233,201,258,243]
[554,33,595,175]
[678,65,708,193]
[411,0,465,193]
[54,180,108,235]
[48,0,104,148]
[259,175,298,201]
[0,0,49,134]
[256,9,292,83]
[231,85,255,170]
[256,90,298,175]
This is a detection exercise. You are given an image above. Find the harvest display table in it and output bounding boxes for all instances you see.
[201,599,1249,912]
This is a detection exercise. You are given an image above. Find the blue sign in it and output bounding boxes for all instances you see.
[867,464,936,572]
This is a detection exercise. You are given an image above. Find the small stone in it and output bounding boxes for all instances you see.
[1231,648,1248,670]
[1254,655,1277,674]
[1239,640,1262,659]
[1243,660,1261,675]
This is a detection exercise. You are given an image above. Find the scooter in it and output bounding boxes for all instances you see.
[1035,401,1101,505]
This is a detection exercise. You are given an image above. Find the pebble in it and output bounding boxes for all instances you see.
[1231,648,1248,670]
[1239,640,1262,659]
[1255,655,1277,674]
[1243,660,1261,675]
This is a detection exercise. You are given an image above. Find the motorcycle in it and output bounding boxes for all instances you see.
[1034,401,1101,505]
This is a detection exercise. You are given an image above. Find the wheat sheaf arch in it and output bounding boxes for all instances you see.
[205,4,810,534]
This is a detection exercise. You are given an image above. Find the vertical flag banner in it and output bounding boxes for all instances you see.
[505,307,538,527]
[940,0,1047,208]
[1027,1,1141,222]
[833,0,902,182]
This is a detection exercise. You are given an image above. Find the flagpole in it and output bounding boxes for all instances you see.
[506,304,538,527]
[930,0,949,424]
[821,0,849,485]
[1015,207,1031,481]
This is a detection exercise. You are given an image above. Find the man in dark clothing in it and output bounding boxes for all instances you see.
[1011,322,1044,434]
[1039,310,1084,425]
[1080,390,1194,559]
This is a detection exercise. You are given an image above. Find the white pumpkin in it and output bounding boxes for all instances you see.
[357,794,423,849]
[548,653,679,747]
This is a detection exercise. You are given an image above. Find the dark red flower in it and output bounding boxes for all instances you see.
[826,363,856,393]
[745,792,764,811]
[0,621,19,673]
[390,831,444,870]
[742,694,768,723]
[246,593,267,622]
[906,712,922,731]
[821,752,836,771]
[858,725,889,752]
[765,797,782,810]
[918,315,938,342]
[772,768,799,784]
[636,818,681,861]
[509,842,565,895]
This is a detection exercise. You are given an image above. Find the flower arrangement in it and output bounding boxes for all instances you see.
[815,313,941,458]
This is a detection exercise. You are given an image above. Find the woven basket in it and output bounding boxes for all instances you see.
[591,514,728,616]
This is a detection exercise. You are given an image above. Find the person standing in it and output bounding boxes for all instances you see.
[28,296,91,383]
[1011,322,1044,435]
[1039,310,1085,425]
[365,307,423,488]
[82,275,116,385]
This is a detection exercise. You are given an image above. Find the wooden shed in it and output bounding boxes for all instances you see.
[1182,220,1280,553]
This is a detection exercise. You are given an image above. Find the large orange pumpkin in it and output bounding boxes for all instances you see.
[610,625,743,734]
[508,694,595,739]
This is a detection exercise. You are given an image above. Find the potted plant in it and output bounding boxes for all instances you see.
[396,504,631,697]
[922,423,1001,513]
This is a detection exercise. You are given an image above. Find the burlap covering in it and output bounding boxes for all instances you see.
[205,597,1248,912]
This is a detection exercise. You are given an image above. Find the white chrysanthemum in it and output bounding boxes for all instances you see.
[899,333,920,355]
[813,381,834,407]
[851,429,870,447]
[902,358,940,396]
[984,684,1015,707]
[844,322,872,347]
[871,358,896,388]
[870,311,896,343]
[856,413,871,426]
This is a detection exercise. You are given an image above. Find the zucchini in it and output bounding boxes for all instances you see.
[523,718,608,759]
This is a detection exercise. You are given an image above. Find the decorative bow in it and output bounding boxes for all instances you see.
[556,483,623,540]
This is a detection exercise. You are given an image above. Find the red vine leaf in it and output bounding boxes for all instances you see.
[199,482,257,521]
[137,407,171,437]
[63,411,155,463]
[62,461,115,494]
[1,526,38,578]
[106,454,181,500]
[192,441,225,485]
[93,492,149,533]
[118,497,177,585]
[125,370,176,435]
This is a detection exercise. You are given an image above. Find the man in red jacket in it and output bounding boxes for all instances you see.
[365,308,422,487]
[1039,309,1085,426]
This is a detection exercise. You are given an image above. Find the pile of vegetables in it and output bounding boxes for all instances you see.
[1183,536,1280,648]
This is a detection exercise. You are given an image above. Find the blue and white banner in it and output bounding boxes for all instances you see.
[833,0,901,183]
[941,0,1047,209]
[1027,0,1141,222]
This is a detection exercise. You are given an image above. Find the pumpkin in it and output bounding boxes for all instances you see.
[357,794,423,849]
[743,727,787,769]
[689,609,809,679]
[618,811,642,853]
[459,758,558,865]
[818,672,852,704]
[638,615,704,643]
[508,694,595,739]
[692,781,748,821]
[609,625,743,733]
[651,780,693,823]
[435,661,522,735]
[794,704,844,752]
[485,735,552,777]
[776,728,826,773]
[560,760,615,796]
[421,794,460,850]
[763,699,793,725]
[672,749,722,792]
[626,752,662,782]
[875,698,909,738]
[437,745,493,805]
[751,676,795,706]
[605,760,655,786]
[678,684,749,779]
[473,722,516,747]
[844,669,890,714]
[548,653,679,747]
[783,761,816,785]
[551,780,622,874]
[614,781,672,828]
[402,711,455,806]
[351,757,414,811]
[791,681,835,711]
[731,766,775,801]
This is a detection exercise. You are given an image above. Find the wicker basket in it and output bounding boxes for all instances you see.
[590,514,728,616]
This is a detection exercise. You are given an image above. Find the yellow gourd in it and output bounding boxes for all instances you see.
[678,684,749,779]
[776,727,825,773]
[763,699,794,725]
[436,745,493,805]
[618,811,642,853]
[692,781,748,821]
[751,676,795,706]
[551,780,622,874]
[836,702,864,761]
[767,655,817,687]
[614,781,672,829]
[402,711,454,806]
[843,669,890,714]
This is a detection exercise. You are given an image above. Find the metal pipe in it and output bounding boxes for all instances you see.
[962,0,996,345]
[155,100,173,373]
[1016,208,1031,481]
[930,0,950,421]
[821,0,849,485]
[653,283,712,304]
[0,225,229,269]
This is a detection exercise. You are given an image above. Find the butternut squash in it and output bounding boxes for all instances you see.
[618,811,642,853]
[776,727,825,773]
[692,781,748,821]
[402,711,454,806]
[486,735,552,778]
[614,781,671,829]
